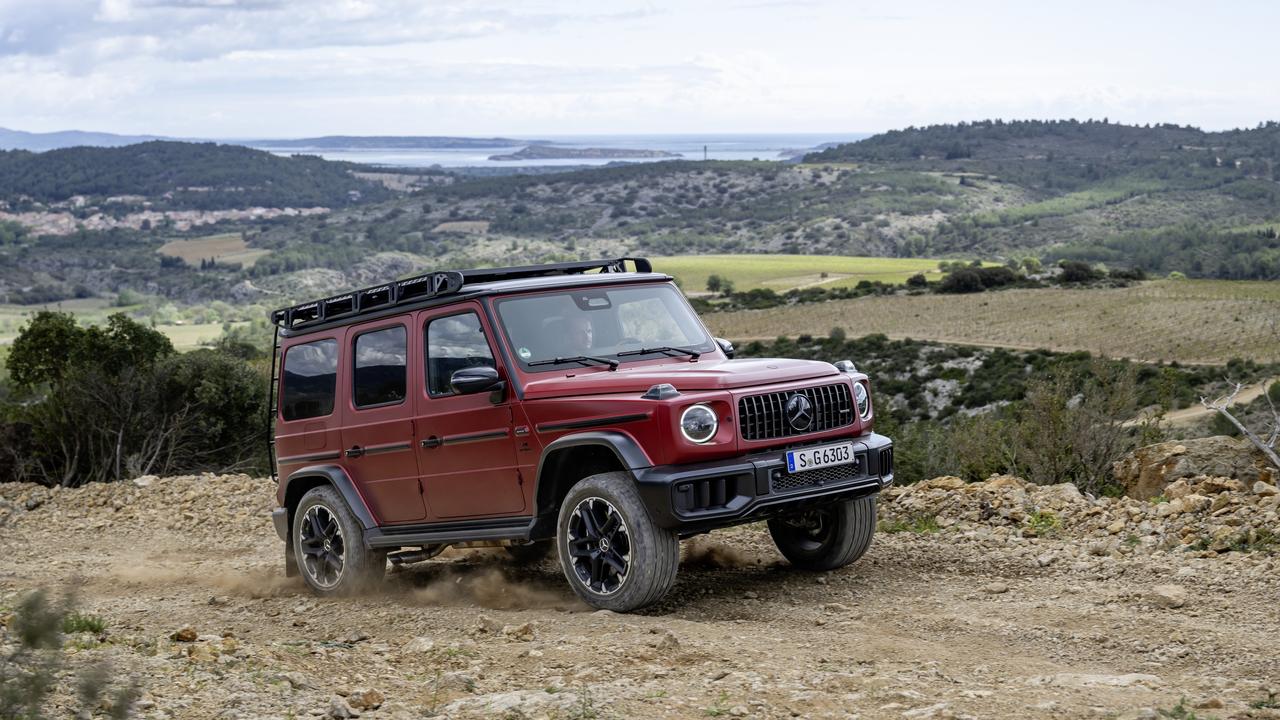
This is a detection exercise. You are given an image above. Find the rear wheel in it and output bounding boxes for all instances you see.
[768,494,877,571]
[293,486,386,596]
[556,472,679,612]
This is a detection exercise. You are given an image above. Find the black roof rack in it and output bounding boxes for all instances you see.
[269,256,653,330]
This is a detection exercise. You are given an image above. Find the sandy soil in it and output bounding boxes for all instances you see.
[1,475,1278,720]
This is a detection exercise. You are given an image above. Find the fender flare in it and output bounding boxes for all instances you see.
[535,430,652,483]
[531,431,653,533]
[280,464,378,531]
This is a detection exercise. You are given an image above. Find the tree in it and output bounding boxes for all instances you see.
[1200,384,1280,472]
[2,313,263,486]
[1021,257,1042,274]
[706,274,724,293]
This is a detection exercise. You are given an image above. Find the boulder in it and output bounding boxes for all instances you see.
[1112,436,1276,499]
[917,476,965,491]
[1148,584,1188,609]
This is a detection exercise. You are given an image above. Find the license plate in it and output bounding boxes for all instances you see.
[785,442,856,473]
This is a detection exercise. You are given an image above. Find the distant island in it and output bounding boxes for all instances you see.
[245,135,539,150]
[489,145,680,161]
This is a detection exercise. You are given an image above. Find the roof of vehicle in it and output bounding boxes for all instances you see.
[271,257,672,338]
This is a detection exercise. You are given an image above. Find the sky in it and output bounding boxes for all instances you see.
[1,0,1278,138]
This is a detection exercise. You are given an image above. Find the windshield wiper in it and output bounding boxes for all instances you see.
[616,346,702,360]
[528,355,619,371]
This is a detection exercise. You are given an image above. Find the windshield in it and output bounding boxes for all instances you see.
[494,283,715,371]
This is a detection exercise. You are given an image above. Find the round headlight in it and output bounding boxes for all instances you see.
[853,382,871,419]
[679,404,718,443]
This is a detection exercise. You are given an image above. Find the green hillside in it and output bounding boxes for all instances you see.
[0,141,394,210]
[3,120,1279,308]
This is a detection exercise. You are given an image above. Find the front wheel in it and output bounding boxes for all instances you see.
[556,472,679,612]
[293,486,386,596]
[768,494,877,571]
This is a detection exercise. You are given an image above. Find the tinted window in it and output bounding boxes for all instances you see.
[426,312,496,396]
[353,325,407,408]
[281,339,337,421]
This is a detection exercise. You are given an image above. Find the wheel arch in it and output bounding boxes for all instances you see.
[530,431,652,539]
[281,464,378,535]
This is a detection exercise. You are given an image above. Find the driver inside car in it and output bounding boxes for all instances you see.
[565,315,594,354]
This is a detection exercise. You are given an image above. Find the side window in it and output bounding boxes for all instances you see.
[426,312,496,397]
[281,338,337,421]
[353,325,407,408]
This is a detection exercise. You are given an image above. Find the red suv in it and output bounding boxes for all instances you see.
[268,258,893,611]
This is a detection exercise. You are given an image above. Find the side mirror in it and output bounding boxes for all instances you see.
[450,365,504,396]
[715,337,735,359]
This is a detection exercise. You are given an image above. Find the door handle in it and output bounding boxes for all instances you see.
[420,436,442,449]
[345,445,365,458]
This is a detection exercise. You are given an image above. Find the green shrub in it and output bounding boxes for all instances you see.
[0,589,137,720]
[62,612,107,634]
[2,313,268,486]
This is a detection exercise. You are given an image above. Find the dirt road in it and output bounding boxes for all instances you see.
[2,475,1278,719]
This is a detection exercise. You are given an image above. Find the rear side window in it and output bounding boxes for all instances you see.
[353,325,408,408]
[281,339,338,421]
[426,312,495,397]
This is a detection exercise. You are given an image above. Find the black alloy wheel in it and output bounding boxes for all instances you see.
[299,503,346,589]
[555,471,679,611]
[566,497,632,595]
[292,485,386,596]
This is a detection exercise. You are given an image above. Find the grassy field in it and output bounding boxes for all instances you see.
[0,300,236,351]
[651,254,949,293]
[706,279,1280,365]
[158,233,271,268]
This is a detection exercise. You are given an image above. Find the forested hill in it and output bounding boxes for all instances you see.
[807,119,1280,169]
[0,141,394,210]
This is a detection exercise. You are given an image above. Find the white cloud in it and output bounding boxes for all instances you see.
[0,0,1277,135]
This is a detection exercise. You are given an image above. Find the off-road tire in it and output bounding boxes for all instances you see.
[505,540,553,565]
[768,494,877,571]
[556,472,679,612]
[293,486,386,596]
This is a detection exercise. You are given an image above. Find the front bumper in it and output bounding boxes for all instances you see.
[635,432,893,533]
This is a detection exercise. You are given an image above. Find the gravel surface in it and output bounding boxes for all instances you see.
[2,473,1279,719]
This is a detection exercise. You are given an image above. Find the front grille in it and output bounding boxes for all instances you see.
[772,459,862,493]
[738,383,854,441]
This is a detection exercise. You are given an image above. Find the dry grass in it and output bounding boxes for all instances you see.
[432,220,491,234]
[157,233,271,268]
[706,280,1280,365]
[653,254,947,292]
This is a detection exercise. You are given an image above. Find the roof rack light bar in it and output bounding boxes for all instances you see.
[269,256,652,330]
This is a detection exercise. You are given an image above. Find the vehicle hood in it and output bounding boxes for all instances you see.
[520,358,842,399]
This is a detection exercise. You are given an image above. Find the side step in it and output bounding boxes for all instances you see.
[364,518,534,549]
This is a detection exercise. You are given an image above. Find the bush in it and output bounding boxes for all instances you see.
[936,265,1020,294]
[0,589,138,719]
[905,273,928,288]
[1058,260,1102,283]
[937,268,985,294]
[2,313,268,486]
[1108,266,1147,281]
[7,312,173,389]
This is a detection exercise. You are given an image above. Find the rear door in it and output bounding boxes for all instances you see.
[415,305,526,519]
[339,316,426,524]
[275,333,343,477]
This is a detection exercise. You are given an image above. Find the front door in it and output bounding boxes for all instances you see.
[339,317,426,524]
[415,305,525,519]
